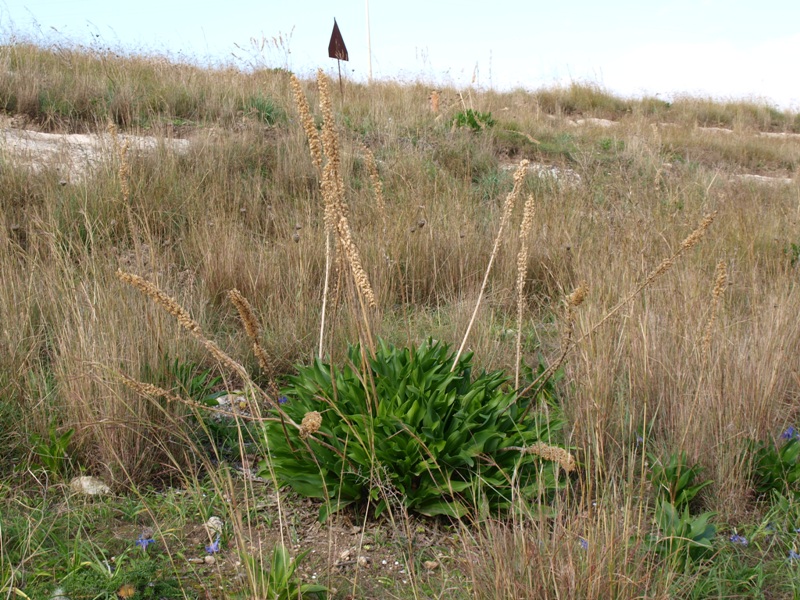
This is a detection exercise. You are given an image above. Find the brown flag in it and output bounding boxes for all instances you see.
[328,19,349,61]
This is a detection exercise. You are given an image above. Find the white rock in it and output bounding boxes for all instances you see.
[205,516,224,537]
[51,588,69,600]
[737,173,794,185]
[69,476,111,496]
[500,161,581,185]
[760,131,800,140]
[698,126,733,135]
[573,117,617,128]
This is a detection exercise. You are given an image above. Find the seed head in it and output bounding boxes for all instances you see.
[527,442,576,473]
[289,75,322,171]
[680,212,716,250]
[116,270,201,335]
[567,281,589,308]
[228,289,271,373]
[299,411,322,438]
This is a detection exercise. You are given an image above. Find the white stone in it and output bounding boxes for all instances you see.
[69,476,111,496]
[205,516,224,537]
[573,117,617,128]
[737,173,794,185]
[760,131,800,140]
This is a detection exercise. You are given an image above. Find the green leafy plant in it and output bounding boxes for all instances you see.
[451,109,496,132]
[31,425,74,479]
[260,339,569,520]
[648,451,713,510]
[647,500,716,567]
[240,544,326,600]
[749,428,800,497]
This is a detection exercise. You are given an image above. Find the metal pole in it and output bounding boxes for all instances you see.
[365,0,373,82]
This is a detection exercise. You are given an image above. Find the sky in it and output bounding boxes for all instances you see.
[3,0,799,109]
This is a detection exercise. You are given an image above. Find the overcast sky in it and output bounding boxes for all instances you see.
[4,0,799,109]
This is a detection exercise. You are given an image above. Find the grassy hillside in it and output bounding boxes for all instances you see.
[2,42,800,599]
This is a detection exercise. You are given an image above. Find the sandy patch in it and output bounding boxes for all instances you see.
[0,125,191,182]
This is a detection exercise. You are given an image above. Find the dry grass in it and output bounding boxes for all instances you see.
[2,41,800,598]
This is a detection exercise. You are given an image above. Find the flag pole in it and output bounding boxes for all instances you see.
[366,0,373,82]
[338,59,343,98]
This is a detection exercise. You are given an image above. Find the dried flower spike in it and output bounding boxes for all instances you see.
[299,411,322,438]
[528,441,576,473]
[289,74,322,171]
[568,281,589,308]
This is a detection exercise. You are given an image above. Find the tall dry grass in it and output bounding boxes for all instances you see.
[2,40,800,597]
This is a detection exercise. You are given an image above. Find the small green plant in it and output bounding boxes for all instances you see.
[240,95,284,125]
[647,500,716,567]
[158,357,252,456]
[764,491,800,534]
[61,551,183,600]
[451,109,496,132]
[785,242,800,267]
[648,451,713,510]
[31,425,74,479]
[598,137,624,152]
[165,357,223,402]
[240,544,326,600]
[261,339,570,520]
[749,427,800,498]
[474,169,512,203]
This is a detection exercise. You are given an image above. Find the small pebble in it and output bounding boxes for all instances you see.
[204,555,215,565]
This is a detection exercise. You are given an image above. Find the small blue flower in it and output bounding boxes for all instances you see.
[781,426,799,440]
[635,434,644,445]
[135,536,155,550]
[278,396,288,405]
[205,536,221,554]
[579,537,588,550]
[729,534,748,546]
[789,549,800,561]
